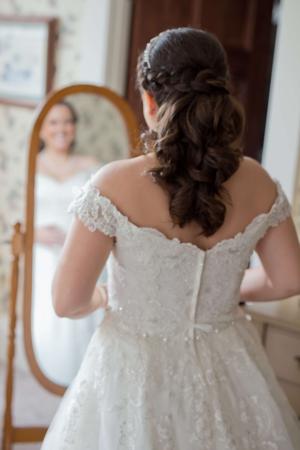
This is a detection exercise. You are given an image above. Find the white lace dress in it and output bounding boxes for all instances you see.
[41,178,300,450]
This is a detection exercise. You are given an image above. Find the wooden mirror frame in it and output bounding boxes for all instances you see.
[1,84,140,450]
[24,84,139,396]
[2,84,139,449]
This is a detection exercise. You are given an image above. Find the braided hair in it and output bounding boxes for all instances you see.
[137,28,244,236]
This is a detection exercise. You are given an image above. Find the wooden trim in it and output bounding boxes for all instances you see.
[46,19,58,94]
[23,83,139,397]
[3,425,47,448]
[0,15,56,23]
[12,426,47,443]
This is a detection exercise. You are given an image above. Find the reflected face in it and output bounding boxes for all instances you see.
[40,104,76,154]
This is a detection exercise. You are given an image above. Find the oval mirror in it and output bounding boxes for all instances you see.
[23,84,139,395]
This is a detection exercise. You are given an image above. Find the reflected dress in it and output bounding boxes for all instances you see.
[33,170,104,386]
[41,177,300,449]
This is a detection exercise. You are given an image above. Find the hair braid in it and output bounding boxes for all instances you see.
[137,28,244,236]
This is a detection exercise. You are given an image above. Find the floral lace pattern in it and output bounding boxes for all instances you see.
[42,179,300,450]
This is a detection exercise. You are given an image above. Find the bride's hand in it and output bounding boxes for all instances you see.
[95,284,109,309]
[59,284,108,319]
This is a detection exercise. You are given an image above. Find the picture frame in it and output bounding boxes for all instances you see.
[0,16,57,108]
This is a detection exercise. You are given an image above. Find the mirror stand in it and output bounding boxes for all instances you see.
[2,223,47,450]
[1,83,139,448]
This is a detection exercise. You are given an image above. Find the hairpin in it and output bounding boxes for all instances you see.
[143,40,152,69]
[143,30,172,71]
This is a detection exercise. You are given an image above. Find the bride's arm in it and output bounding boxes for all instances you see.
[240,216,300,302]
[52,217,113,318]
[62,284,108,319]
[53,160,130,318]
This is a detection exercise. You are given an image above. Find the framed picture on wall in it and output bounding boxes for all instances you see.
[0,16,57,107]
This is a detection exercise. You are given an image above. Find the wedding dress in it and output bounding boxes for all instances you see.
[41,177,300,449]
[32,170,104,386]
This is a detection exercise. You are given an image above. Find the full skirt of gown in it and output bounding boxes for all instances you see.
[41,312,300,450]
[41,176,300,449]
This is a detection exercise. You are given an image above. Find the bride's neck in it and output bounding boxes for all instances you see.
[41,148,70,163]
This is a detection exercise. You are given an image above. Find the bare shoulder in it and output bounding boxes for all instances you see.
[239,156,277,191]
[232,156,278,211]
[91,155,148,199]
[239,155,270,177]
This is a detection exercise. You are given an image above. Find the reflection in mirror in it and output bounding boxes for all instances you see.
[32,93,130,386]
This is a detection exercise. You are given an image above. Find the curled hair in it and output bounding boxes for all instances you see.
[137,28,244,236]
[39,100,78,152]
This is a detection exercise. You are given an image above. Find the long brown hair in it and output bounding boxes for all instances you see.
[137,28,244,236]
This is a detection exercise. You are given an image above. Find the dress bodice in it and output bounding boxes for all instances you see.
[68,179,291,339]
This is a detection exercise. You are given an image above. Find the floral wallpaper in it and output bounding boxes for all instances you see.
[65,93,129,162]
[0,0,130,308]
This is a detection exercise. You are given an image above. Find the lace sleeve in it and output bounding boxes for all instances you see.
[267,180,291,228]
[68,181,122,237]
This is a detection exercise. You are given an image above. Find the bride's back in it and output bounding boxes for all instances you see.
[95,153,278,253]
[69,153,289,336]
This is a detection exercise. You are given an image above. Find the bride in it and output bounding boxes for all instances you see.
[33,100,104,386]
[42,29,300,448]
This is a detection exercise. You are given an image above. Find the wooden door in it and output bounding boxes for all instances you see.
[126,0,276,161]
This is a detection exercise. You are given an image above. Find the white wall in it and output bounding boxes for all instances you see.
[79,0,132,94]
[262,0,300,200]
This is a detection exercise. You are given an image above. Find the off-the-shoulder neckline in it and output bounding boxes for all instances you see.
[85,179,286,255]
